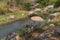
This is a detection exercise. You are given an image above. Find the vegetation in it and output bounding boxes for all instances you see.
[36,0,57,8]
[0,11,27,25]
[0,0,60,40]
[54,0,60,8]
[0,1,7,15]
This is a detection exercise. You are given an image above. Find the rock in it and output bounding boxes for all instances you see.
[41,5,54,14]
[49,14,56,19]
[15,34,20,40]
[41,9,48,14]
[30,3,39,9]
[5,32,17,40]
[56,28,60,34]
[34,8,41,12]
[32,32,39,38]
[28,11,37,17]
[49,24,55,27]
[43,5,54,11]
[9,15,16,20]
[46,5,54,9]
[31,16,44,22]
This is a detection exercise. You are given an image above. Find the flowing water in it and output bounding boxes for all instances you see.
[0,19,46,39]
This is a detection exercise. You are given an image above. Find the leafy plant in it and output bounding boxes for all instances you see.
[54,0,60,8]
[23,2,32,11]
[36,0,57,8]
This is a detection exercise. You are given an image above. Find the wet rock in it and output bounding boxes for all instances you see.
[56,28,60,35]
[5,32,16,40]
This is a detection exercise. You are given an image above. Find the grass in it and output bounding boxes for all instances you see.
[0,11,28,25]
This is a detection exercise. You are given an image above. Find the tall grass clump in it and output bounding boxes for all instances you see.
[36,0,57,8]
[0,1,7,15]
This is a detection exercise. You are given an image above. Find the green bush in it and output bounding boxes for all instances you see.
[36,0,47,8]
[0,1,7,15]
[36,0,57,8]
[54,0,60,8]
[23,2,32,11]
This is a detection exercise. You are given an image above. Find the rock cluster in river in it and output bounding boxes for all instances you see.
[5,25,60,40]
[5,32,20,40]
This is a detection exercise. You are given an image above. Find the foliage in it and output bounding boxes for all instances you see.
[0,1,7,15]
[54,0,60,8]
[15,0,20,4]
[15,0,24,5]
[0,11,27,25]
[36,0,57,8]
[36,0,48,7]
[23,2,32,11]
[15,0,32,10]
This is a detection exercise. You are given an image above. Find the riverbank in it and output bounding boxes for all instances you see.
[0,11,28,26]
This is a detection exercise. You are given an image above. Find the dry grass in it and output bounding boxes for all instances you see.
[0,11,27,25]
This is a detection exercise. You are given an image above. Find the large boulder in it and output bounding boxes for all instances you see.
[28,11,37,17]
[31,16,44,22]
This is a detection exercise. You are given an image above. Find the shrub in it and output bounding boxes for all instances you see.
[23,2,32,11]
[36,0,57,8]
[54,0,60,8]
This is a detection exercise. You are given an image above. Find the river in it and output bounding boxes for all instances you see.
[0,19,46,39]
